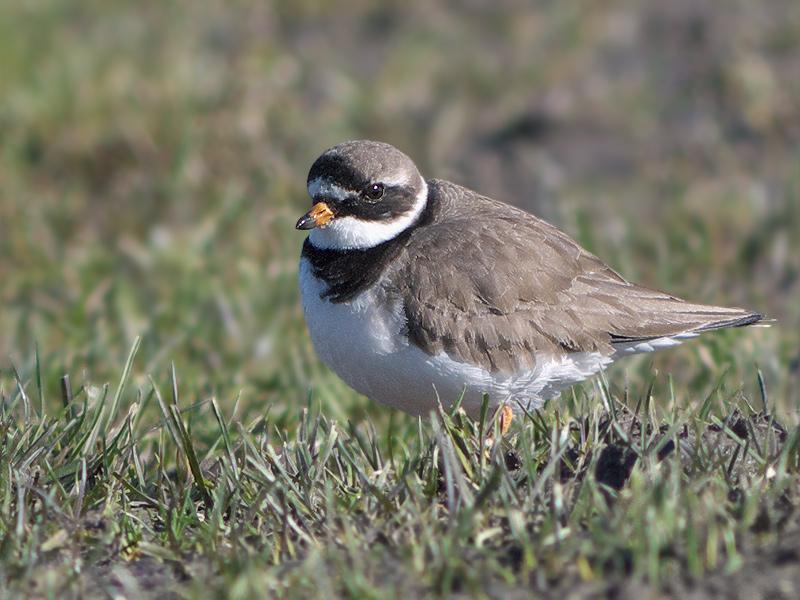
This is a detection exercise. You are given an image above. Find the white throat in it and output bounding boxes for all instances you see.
[307,180,428,250]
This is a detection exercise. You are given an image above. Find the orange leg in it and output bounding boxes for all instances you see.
[499,405,513,436]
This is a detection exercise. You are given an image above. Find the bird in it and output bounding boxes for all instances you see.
[296,140,763,421]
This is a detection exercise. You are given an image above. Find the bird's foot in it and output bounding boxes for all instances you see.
[499,404,513,436]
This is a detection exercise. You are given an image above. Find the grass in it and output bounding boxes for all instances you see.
[1,0,800,597]
[2,348,798,598]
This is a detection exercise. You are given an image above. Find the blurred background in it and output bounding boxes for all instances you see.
[1,0,798,427]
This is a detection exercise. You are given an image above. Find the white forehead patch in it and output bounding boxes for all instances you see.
[307,179,428,250]
[307,178,351,201]
[307,171,413,200]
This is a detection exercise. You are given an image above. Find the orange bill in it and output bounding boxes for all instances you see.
[296,202,334,230]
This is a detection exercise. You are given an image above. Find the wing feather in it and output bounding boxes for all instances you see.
[392,180,761,373]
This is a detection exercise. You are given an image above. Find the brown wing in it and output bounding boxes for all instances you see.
[393,180,761,374]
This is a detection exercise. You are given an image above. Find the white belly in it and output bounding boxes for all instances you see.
[299,259,616,416]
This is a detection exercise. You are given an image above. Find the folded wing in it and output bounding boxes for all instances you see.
[394,181,762,374]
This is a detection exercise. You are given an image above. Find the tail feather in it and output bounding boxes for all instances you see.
[690,310,765,333]
[609,307,765,344]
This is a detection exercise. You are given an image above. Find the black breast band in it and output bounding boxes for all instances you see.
[301,195,434,303]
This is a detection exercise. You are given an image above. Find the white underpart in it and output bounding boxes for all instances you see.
[300,259,692,417]
[611,334,695,356]
[305,177,429,250]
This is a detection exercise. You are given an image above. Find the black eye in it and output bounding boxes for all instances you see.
[363,183,385,201]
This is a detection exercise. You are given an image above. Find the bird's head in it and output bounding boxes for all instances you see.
[296,140,428,250]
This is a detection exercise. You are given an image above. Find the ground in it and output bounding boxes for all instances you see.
[1,1,799,598]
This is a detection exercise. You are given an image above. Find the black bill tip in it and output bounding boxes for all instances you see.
[295,215,318,230]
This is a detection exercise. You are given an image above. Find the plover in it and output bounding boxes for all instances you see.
[296,140,763,418]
